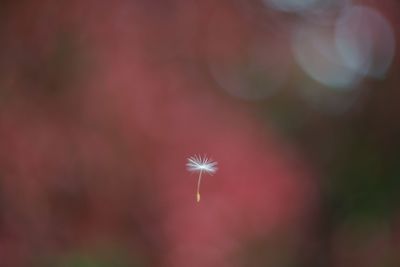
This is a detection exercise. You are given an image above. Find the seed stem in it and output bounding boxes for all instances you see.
[196,170,203,202]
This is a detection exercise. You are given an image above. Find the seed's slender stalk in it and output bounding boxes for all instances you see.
[196,170,203,202]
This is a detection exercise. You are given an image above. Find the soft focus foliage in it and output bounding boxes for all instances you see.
[0,0,399,266]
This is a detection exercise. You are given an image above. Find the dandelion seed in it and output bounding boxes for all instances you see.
[186,155,218,202]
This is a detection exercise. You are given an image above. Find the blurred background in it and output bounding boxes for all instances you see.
[0,0,399,266]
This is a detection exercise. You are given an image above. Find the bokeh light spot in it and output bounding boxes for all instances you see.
[262,0,321,13]
[335,5,396,79]
[292,24,362,90]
